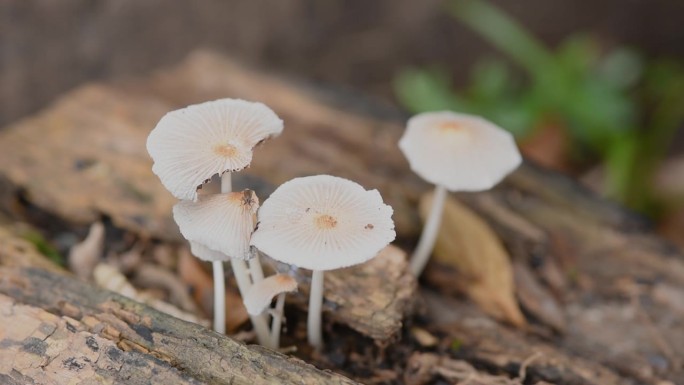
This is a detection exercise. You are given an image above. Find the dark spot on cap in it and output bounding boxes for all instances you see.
[365,224,374,230]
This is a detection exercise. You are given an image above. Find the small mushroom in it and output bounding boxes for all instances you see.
[172,189,269,341]
[146,98,284,201]
[244,274,298,349]
[251,175,396,349]
[173,190,259,261]
[244,274,298,316]
[399,111,521,276]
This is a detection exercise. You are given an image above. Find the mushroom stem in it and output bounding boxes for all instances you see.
[270,292,286,349]
[231,258,272,345]
[212,261,226,334]
[248,256,265,282]
[206,172,233,335]
[307,269,325,349]
[409,184,448,276]
[220,172,270,345]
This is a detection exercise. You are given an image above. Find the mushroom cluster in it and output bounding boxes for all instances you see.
[147,99,396,351]
[147,98,519,353]
[147,99,283,344]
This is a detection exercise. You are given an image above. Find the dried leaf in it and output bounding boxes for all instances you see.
[94,263,209,327]
[420,191,526,327]
[68,222,105,279]
[132,263,200,314]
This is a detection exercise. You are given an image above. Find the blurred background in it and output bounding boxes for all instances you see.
[2,0,684,246]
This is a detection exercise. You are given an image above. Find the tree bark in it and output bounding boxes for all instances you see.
[0,266,359,385]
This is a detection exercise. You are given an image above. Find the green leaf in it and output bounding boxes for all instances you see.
[393,68,468,113]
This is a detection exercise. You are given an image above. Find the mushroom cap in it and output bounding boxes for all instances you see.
[250,175,396,271]
[173,190,259,261]
[398,111,522,192]
[189,241,225,262]
[243,274,298,315]
[147,99,284,201]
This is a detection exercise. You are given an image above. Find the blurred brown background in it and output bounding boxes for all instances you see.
[2,0,683,126]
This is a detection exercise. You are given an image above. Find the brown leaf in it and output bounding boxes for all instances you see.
[419,191,526,327]
[93,263,209,327]
[68,222,105,279]
[519,123,572,173]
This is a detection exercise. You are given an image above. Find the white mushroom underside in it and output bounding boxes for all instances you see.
[189,241,227,262]
[147,99,283,201]
[398,111,522,192]
[243,274,298,315]
[174,191,258,260]
[250,175,396,271]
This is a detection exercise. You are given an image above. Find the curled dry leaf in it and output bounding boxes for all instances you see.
[132,263,200,314]
[419,191,526,328]
[68,222,105,279]
[244,274,297,316]
[93,263,209,327]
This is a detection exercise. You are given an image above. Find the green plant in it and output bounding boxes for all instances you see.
[394,0,684,216]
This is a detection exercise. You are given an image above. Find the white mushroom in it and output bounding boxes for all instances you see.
[243,274,298,349]
[189,241,225,262]
[147,98,279,342]
[398,111,522,276]
[173,190,259,261]
[147,99,283,201]
[251,175,396,349]
[244,274,298,316]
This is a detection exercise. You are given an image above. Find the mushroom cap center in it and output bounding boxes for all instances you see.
[314,214,338,229]
[438,121,464,132]
[213,143,239,157]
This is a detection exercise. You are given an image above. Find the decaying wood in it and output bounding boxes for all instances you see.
[0,50,682,383]
[0,266,359,385]
[0,294,204,385]
[421,291,625,385]
[295,245,417,343]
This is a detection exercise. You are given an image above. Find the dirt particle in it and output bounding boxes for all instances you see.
[86,336,99,352]
[62,357,86,371]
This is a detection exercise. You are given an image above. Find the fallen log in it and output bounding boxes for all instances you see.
[0,266,359,385]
